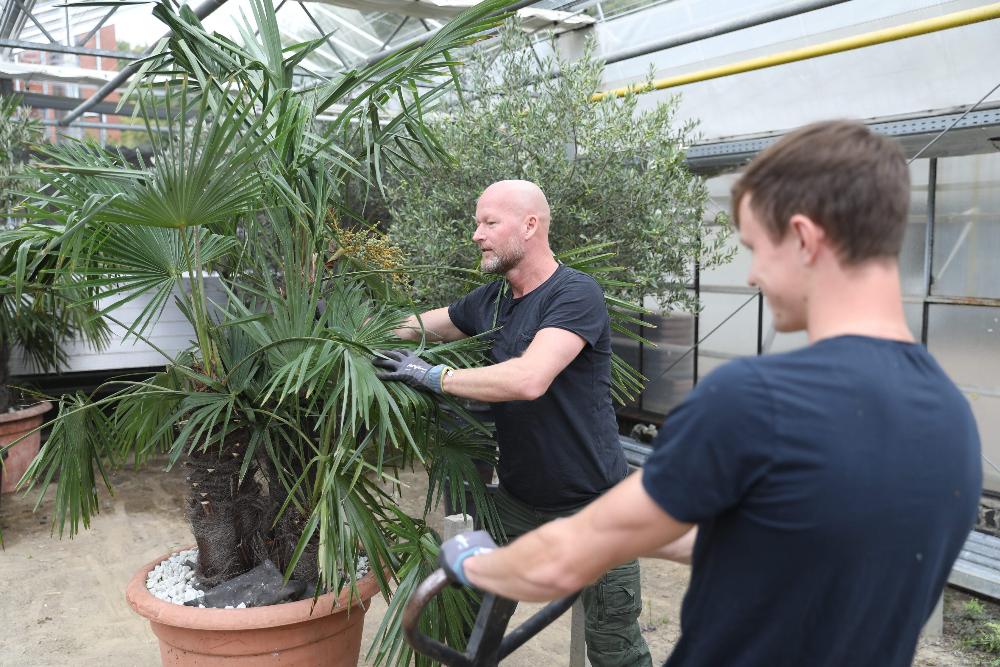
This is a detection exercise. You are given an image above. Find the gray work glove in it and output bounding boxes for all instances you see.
[439,530,497,587]
[374,349,449,394]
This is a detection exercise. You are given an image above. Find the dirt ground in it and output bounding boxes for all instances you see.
[0,460,982,666]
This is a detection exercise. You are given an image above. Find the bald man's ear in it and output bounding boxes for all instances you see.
[523,214,540,239]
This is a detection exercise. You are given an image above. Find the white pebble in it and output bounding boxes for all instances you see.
[145,549,370,607]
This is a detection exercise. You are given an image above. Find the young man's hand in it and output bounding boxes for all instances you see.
[439,531,497,587]
[373,349,449,393]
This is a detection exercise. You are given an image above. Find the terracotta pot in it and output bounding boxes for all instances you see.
[126,548,381,666]
[0,401,52,494]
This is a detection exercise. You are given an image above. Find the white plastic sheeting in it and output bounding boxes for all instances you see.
[310,0,594,29]
[0,60,117,84]
[591,0,1000,141]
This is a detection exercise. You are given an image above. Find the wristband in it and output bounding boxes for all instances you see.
[425,364,452,394]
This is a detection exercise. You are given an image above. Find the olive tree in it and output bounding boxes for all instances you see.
[385,25,732,310]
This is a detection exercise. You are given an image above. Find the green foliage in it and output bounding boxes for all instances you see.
[969,621,1000,654]
[385,24,733,310]
[951,592,1000,664]
[11,0,526,659]
[0,96,40,226]
[966,598,987,620]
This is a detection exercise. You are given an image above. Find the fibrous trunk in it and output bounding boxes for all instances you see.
[184,431,273,587]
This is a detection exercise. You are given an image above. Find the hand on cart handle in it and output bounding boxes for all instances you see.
[404,539,580,667]
[440,530,497,587]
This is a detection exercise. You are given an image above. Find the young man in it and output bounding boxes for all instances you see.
[438,121,982,666]
[377,179,652,666]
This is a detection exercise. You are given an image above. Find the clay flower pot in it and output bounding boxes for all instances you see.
[0,401,52,494]
[126,548,381,666]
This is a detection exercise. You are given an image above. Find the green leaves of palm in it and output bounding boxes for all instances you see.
[13,0,526,660]
[368,510,480,667]
[33,84,270,234]
[0,223,110,371]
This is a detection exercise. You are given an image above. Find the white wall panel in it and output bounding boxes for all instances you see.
[10,276,227,375]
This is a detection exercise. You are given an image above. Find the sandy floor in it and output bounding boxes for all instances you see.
[0,460,975,666]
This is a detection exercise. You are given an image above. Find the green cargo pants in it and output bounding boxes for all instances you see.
[491,486,653,667]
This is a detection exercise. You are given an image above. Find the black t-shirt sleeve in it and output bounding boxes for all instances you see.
[447,281,501,337]
[537,273,608,347]
[642,359,776,523]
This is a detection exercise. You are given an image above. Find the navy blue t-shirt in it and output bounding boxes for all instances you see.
[643,336,981,667]
[448,265,627,510]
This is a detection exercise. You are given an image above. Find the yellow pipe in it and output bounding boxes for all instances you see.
[592,2,1000,101]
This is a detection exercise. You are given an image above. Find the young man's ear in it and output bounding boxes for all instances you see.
[788,214,825,264]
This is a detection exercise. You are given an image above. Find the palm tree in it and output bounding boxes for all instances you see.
[14,0,523,662]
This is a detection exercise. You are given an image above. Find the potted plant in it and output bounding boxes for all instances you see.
[13,0,522,664]
[0,97,110,496]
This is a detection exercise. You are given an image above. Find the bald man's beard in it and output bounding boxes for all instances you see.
[481,239,525,275]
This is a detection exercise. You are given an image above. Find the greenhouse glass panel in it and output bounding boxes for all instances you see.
[696,354,728,383]
[927,304,1000,492]
[968,396,1000,494]
[899,159,929,297]
[696,291,759,382]
[903,302,922,342]
[640,311,694,416]
[932,153,1000,299]
[699,172,745,285]
[927,305,1000,388]
[760,300,808,354]
[700,232,749,288]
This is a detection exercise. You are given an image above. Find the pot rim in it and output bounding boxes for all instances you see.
[0,400,52,425]
[125,546,383,631]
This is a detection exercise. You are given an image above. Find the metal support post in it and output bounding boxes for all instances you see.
[443,513,474,540]
[920,158,937,345]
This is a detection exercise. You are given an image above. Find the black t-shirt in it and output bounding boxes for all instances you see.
[643,336,982,667]
[448,265,627,510]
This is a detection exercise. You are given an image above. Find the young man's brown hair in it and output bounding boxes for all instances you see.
[731,120,910,264]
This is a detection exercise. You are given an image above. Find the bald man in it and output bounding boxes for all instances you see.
[379,180,652,666]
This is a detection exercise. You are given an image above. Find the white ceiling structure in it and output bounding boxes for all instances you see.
[0,0,607,132]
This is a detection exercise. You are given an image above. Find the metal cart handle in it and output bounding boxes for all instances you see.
[404,568,580,667]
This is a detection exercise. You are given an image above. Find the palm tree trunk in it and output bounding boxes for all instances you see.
[185,431,272,587]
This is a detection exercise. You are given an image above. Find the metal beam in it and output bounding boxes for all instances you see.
[58,0,231,126]
[297,1,351,66]
[380,16,409,50]
[39,118,166,133]
[74,6,118,47]
[685,104,1000,170]
[15,90,137,116]
[360,0,537,69]
[0,0,32,44]
[600,0,851,69]
[10,0,58,44]
[0,38,137,59]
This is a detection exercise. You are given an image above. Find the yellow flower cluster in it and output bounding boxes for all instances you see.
[326,211,406,286]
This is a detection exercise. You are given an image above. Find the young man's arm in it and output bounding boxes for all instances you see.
[463,471,694,601]
[394,307,467,342]
[647,526,696,564]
